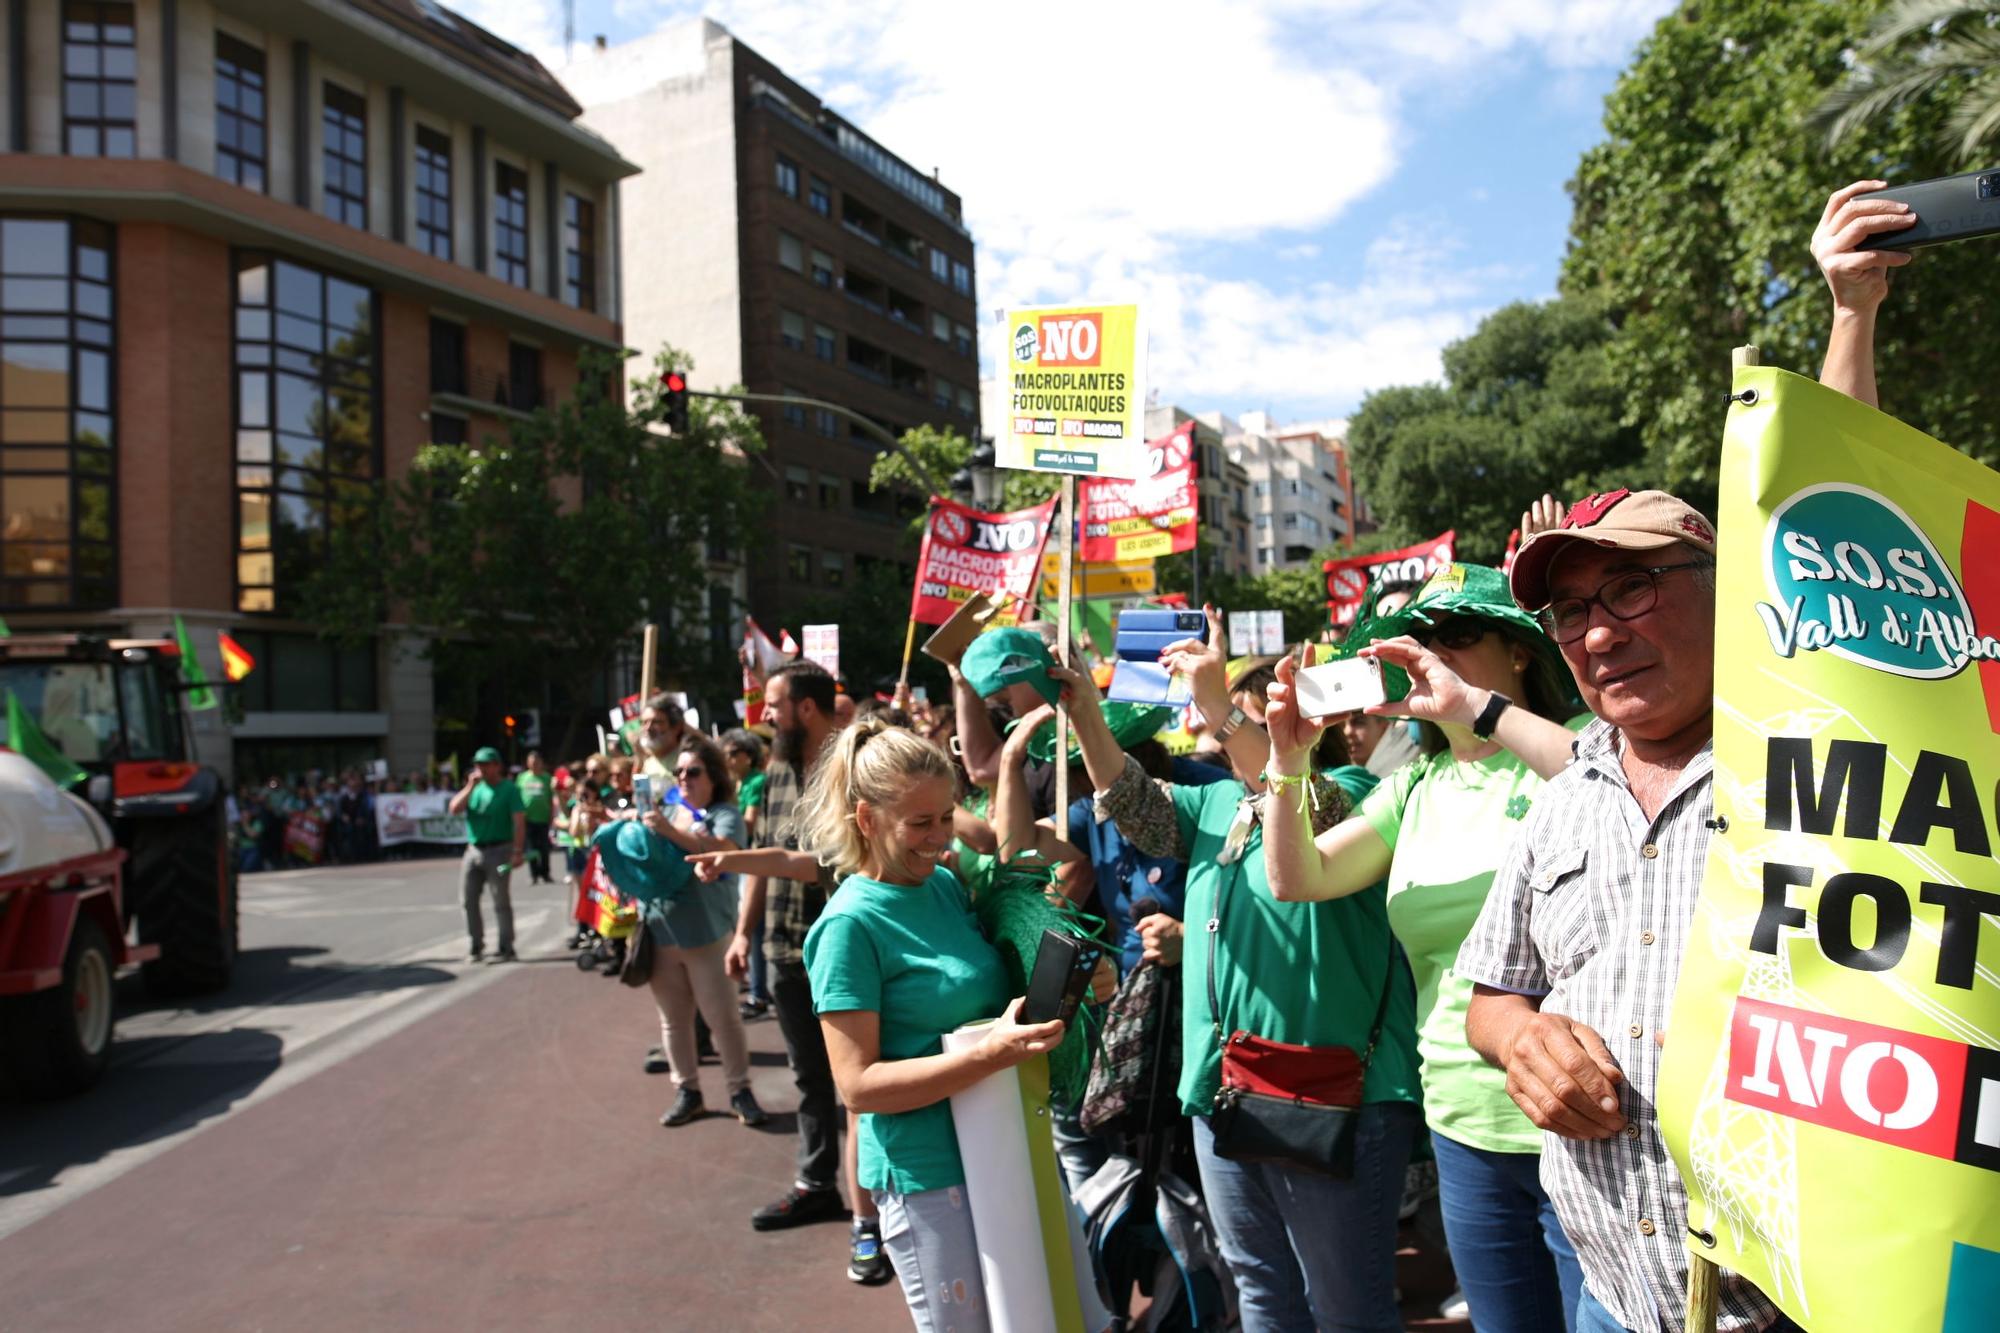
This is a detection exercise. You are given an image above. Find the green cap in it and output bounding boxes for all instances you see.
[1018,701,1174,765]
[960,627,1061,707]
[472,746,503,764]
[1347,563,1578,709]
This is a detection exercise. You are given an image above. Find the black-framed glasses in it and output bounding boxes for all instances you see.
[1539,561,1710,644]
[1411,619,1493,652]
[674,765,705,781]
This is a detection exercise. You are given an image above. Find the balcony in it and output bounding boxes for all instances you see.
[842,195,885,247]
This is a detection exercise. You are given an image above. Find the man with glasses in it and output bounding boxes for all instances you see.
[1458,490,1800,1332]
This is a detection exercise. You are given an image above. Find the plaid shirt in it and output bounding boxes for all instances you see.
[1457,719,1779,1333]
[754,758,834,966]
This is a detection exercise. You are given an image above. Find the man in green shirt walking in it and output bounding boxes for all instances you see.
[516,750,555,885]
[450,746,527,962]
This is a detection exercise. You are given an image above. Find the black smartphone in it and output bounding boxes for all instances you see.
[1857,169,2000,251]
[1019,929,1102,1026]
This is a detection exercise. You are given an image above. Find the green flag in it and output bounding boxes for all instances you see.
[173,614,216,710]
[6,689,86,788]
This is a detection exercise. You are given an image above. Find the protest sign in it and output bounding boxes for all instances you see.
[1323,531,1456,627]
[1229,610,1285,656]
[801,624,840,678]
[374,789,468,847]
[909,494,1058,627]
[1659,367,2000,1332]
[1039,551,1155,599]
[283,811,325,863]
[1077,421,1198,561]
[1000,303,1148,479]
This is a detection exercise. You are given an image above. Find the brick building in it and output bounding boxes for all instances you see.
[564,19,980,627]
[0,0,636,779]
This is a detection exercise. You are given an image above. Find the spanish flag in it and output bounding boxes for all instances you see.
[218,630,255,683]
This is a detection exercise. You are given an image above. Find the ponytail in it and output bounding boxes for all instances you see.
[796,718,956,878]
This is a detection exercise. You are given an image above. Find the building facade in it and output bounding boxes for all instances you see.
[1225,411,1359,572]
[1150,404,1251,581]
[0,0,636,780]
[564,19,980,628]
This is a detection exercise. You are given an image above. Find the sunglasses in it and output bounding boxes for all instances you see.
[1412,619,1492,651]
[674,765,705,781]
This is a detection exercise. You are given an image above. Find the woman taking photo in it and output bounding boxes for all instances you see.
[638,735,768,1129]
[1262,564,1587,1333]
[797,719,1074,1333]
[1056,609,1422,1333]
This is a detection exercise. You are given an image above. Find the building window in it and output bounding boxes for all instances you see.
[413,125,453,260]
[61,4,136,158]
[929,248,949,284]
[954,323,974,358]
[779,311,805,352]
[428,317,465,395]
[506,341,541,411]
[815,407,837,438]
[429,411,467,446]
[232,254,377,615]
[563,193,597,311]
[777,231,803,273]
[934,377,953,411]
[957,385,974,418]
[787,544,812,583]
[813,323,836,362]
[821,552,845,587]
[1253,481,1270,498]
[1281,513,1297,529]
[214,33,267,191]
[930,312,949,343]
[1258,547,1275,565]
[1255,513,1270,529]
[810,248,834,288]
[227,630,377,713]
[808,177,832,217]
[951,259,972,296]
[775,156,799,198]
[493,162,529,288]
[784,466,810,503]
[321,83,368,229]
[780,389,806,429]
[0,217,116,610]
[818,475,840,511]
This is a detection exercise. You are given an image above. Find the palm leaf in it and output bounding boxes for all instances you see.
[1862,0,1998,54]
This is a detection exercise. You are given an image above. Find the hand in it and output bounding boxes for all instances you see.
[1088,954,1120,1005]
[688,850,735,882]
[1138,914,1185,967]
[1520,493,1564,542]
[976,996,1067,1069]
[511,843,526,867]
[1361,636,1483,728]
[1046,660,1105,721]
[641,810,671,837]
[1263,652,1328,772]
[1497,1012,1627,1140]
[893,681,913,712]
[1812,180,1915,316]
[1003,703,1056,760]
[1161,605,1230,721]
[724,931,750,980]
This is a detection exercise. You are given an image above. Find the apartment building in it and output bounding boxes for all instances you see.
[1150,404,1251,580]
[563,19,980,626]
[0,0,637,778]
[1225,411,1359,572]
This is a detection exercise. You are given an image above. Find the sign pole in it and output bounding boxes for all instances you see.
[639,623,658,702]
[1053,476,1074,846]
[897,617,918,690]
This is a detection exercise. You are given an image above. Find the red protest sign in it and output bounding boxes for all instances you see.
[909,494,1059,626]
[1323,530,1456,627]
[1077,422,1199,563]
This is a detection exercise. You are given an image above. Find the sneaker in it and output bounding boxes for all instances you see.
[729,1088,770,1127]
[643,1047,671,1075]
[660,1089,705,1127]
[739,998,770,1021]
[848,1223,894,1285]
[1399,1158,1438,1222]
[1438,1289,1470,1320]
[751,1185,847,1232]
[467,947,484,963]
[489,948,518,964]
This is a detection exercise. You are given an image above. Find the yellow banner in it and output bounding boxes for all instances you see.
[1039,553,1155,599]
[1000,303,1148,478]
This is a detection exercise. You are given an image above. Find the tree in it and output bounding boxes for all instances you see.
[869,425,1063,545]
[1563,0,1999,514]
[1342,298,1647,562]
[1814,0,2000,161]
[304,346,767,757]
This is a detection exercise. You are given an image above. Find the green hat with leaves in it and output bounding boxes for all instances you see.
[1016,701,1174,765]
[1347,562,1579,711]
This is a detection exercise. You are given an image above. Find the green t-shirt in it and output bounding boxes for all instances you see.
[1358,726,1585,1154]
[804,867,1010,1193]
[950,788,999,903]
[738,771,767,812]
[465,779,524,846]
[515,771,553,823]
[1173,779,1421,1118]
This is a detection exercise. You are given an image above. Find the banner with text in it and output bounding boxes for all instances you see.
[1658,367,2000,1332]
[1077,421,1198,561]
[374,789,469,847]
[801,624,840,678]
[910,494,1059,627]
[1000,303,1147,478]
[1324,531,1457,628]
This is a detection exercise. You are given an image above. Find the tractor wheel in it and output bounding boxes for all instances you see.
[0,915,116,1099]
[133,803,238,997]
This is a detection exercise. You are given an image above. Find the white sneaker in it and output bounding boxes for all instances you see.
[1438,1289,1469,1320]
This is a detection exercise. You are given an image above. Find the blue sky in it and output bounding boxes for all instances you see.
[460,0,1677,424]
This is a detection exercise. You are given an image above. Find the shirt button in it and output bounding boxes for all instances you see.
[1639,1218,1656,1236]
[1629,1024,1644,1039]
[1640,930,1656,945]
[1642,843,1660,860]
[1623,1124,1641,1140]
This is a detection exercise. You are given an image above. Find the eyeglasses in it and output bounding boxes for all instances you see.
[674,765,705,781]
[1412,619,1492,651]
[1539,562,1709,644]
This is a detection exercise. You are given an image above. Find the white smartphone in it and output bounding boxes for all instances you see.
[1294,657,1387,718]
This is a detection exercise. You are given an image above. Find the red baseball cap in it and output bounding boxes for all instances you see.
[1509,489,1717,610]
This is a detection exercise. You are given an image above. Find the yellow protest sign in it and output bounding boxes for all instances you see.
[1039,552,1155,599]
[1001,303,1147,479]
[1659,367,2000,1332]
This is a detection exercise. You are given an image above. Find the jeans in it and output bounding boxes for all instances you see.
[747,916,771,1004]
[770,959,840,1191]
[460,845,515,953]
[875,1185,989,1333]
[1575,1283,1804,1333]
[1193,1102,1418,1332]
[647,937,751,1097]
[525,819,552,882]
[1430,1130,1581,1333]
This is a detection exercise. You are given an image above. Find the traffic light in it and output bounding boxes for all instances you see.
[661,370,690,435]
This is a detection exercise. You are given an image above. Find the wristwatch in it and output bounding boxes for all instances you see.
[1472,691,1513,740]
[1213,704,1250,743]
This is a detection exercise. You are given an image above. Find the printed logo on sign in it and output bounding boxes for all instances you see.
[1012,323,1040,365]
[932,509,970,546]
[1760,484,1993,678]
[1022,314,1103,368]
[971,518,1040,553]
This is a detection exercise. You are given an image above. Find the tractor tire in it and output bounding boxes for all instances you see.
[0,914,116,1099]
[133,804,238,997]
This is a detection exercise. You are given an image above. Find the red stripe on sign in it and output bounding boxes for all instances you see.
[1963,501,2000,734]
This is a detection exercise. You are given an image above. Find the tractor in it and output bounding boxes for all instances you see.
[0,635,238,1097]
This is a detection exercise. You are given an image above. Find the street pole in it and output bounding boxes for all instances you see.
[688,389,953,498]
[1053,475,1074,846]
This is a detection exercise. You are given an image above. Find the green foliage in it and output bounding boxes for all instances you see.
[1563,0,1999,512]
[303,345,766,752]
[869,425,1063,546]
[1813,0,2000,161]
[1345,298,1647,562]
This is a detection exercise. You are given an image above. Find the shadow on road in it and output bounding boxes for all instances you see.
[114,946,457,1019]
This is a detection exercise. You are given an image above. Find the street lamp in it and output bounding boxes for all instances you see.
[965,436,1001,509]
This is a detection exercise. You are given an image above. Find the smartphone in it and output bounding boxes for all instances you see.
[1118,609,1207,637]
[1019,929,1103,1026]
[633,774,655,814]
[1857,169,2000,251]
[1293,657,1388,718]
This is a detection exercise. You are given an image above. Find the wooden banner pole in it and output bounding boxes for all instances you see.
[897,616,918,689]
[639,623,659,703]
[1053,476,1075,845]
